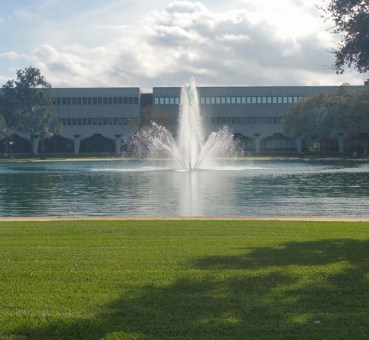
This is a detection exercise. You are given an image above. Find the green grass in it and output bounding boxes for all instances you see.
[1,220,369,339]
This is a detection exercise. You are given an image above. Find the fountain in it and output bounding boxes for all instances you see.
[127,78,236,170]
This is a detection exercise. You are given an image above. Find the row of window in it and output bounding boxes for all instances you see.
[201,96,302,105]
[60,117,138,126]
[60,116,282,126]
[154,96,303,105]
[211,116,283,125]
[53,96,139,106]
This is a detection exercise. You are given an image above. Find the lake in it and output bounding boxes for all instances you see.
[0,159,368,217]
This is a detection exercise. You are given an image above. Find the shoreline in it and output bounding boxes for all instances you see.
[1,156,369,163]
[1,215,369,222]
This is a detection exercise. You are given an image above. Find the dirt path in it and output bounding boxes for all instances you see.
[1,216,369,222]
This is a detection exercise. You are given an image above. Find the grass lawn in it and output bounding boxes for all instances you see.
[1,220,369,339]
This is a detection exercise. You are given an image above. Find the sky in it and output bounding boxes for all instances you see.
[0,0,367,90]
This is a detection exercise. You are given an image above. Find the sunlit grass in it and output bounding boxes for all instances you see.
[0,220,369,339]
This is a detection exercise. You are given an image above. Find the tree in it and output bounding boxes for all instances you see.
[284,93,332,138]
[324,0,369,73]
[330,85,369,135]
[284,85,369,154]
[1,66,61,158]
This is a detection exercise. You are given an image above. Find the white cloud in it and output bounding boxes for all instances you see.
[17,0,365,89]
[0,51,26,60]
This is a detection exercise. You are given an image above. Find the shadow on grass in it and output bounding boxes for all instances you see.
[14,239,369,339]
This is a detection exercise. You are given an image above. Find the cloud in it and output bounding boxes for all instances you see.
[0,51,26,60]
[26,1,364,89]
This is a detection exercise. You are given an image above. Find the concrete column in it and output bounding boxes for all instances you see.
[115,138,122,155]
[32,138,40,155]
[254,133,261,153]
[296,137,303,154]
[73,139,80,155]
[337,136,345,153]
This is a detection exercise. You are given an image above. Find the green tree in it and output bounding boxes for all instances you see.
[331,85,369,135]
[284,93,332,139]
[284,85,369,154]
[324,0,369,73]
[1,66,61,158]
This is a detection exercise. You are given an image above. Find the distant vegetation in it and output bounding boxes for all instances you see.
[284,85,369,155]
[0,66,61,159]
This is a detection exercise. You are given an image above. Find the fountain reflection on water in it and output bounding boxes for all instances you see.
[130,78,236,170]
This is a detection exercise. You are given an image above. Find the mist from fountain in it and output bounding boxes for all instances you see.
[127,78,236,170]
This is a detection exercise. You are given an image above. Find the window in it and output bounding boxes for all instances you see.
[175,97,180,104]
[124,97,128,104]
[252,97,256,104]
[257,97,262,104]
[206,97,210,104]
[211,97,215,104]
[226,97,231,104]
[128,97,133,104]
[134,97,138,104]
[113,97,118,105]
[247,97,252,104]
[288,97,293,104]
[159,98,164,104]
[154,98,159,104]
[103,97,108,105]
[216,97,221,104]
[283,97,288,104]
[164,98,169,104]
[108,97,113,105]
[98,98,102,105]
[242,97,246,104]
[236,97,241,104]
[88,97,92,105]
[231,97,236,104]
[200,97,205,104]
[262,97,267,104]
[267,97,272,104]
[93,97,98,105]
[82,98,87,105]
[170,97,174,104]
[221,97,226,104]
[278,97,282,104]
[272,97,277,104]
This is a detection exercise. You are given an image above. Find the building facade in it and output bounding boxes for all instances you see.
[0,84,366,155]
[153,85,363,153]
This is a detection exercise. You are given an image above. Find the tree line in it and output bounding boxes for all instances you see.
[284,84,369,154]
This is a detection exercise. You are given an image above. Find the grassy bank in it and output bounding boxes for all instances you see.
[1,220,369,339]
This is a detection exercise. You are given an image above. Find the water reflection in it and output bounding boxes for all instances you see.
[0,160,368,216]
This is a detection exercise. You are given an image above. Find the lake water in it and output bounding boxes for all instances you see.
[0,159,369,217]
